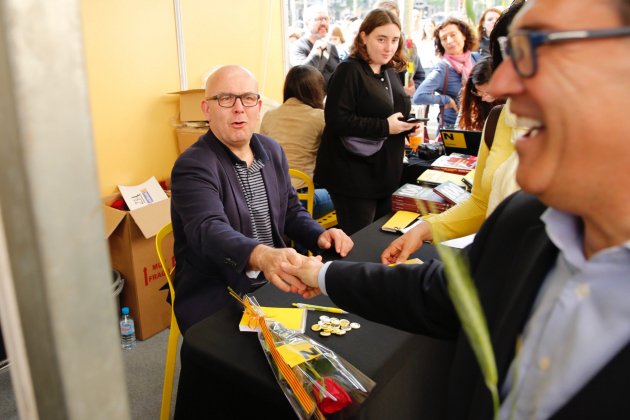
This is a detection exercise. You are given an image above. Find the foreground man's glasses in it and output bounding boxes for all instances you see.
[498,27,630,78]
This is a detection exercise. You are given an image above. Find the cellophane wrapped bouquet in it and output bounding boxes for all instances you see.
[234,292,375,419]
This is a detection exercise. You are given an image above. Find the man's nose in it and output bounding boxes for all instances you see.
[233,97,246,112]
[488,59,524,100]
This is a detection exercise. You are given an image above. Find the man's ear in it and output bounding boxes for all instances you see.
[200,99,211,121]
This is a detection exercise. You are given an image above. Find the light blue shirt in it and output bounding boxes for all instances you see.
[317,261,332,295]
[499,208,630,419]
[317,208,630,419]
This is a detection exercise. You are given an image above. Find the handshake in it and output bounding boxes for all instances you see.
[249,227,354,299]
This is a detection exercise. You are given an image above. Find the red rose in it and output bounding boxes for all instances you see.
[312,377,352,414]
[406,38,413,49]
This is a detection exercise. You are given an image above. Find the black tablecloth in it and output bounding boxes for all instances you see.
[401,155,432,186]
[174,215,454,419]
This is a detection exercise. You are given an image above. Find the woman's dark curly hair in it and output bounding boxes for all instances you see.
[349,8,407,72]
[458,58,504,130]
[433,17,478,57]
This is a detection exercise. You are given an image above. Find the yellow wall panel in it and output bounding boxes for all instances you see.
[81,0,285,195]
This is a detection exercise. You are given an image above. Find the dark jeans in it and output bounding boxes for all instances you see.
[330,194,391,236]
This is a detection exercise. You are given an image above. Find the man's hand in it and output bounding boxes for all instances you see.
[317,228,354,257]
[249,245,307,293]
[313,39,328,55]
[380,221,432,264]
[281,256,324,290]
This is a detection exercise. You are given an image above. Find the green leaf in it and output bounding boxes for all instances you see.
[436,242,499,418]
[411,198,498,417]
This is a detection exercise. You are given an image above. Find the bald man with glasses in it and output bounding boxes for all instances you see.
[170,65,352,333]
[284,0,630,418]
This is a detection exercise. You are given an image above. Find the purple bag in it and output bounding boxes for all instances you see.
[340,136,387,157]
[340,69,393,157]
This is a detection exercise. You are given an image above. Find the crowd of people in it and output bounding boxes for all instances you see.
[169,0,630,416]
[171,2,514,328]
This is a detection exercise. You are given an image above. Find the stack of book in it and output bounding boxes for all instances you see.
[433,181,471,205]
[417,169,468,190]
[392,183,453,214]
[430,153,477,175]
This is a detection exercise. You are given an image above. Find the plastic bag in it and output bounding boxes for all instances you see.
[242,295,375,419]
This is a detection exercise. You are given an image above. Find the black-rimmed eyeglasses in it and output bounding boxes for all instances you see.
[498,27,630,78]
[206,93,260,108]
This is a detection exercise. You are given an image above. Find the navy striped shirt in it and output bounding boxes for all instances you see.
[234,159,274,248]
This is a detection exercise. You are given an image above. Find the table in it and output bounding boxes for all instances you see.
[174,216,454,419]
[402,155,432,186]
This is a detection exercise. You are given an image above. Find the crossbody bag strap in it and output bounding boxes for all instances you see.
[438,62,450,129]
[483,104,504,150]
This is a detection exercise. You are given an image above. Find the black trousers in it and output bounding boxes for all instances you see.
[330,193,391,236]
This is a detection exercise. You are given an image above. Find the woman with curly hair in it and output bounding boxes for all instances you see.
[412,17,480,128]
[314,8,419,235]
[457,57,504,131]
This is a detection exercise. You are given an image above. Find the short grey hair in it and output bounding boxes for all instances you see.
[304,4,328,23]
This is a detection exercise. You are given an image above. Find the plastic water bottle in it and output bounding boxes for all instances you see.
[120,307,136,350]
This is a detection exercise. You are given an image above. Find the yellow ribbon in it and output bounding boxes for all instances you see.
[237,293,324,419]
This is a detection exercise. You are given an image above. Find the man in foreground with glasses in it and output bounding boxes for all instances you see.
[170,65,352,333]
[283,0,630,417]
[289,5,340,91]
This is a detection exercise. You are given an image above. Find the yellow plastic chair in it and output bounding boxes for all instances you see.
[288,168,337,229]
[155,222,179,420]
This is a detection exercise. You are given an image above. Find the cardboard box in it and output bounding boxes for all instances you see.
[170,89,206,122]
[175,126,207,154]
[103,196,173,340]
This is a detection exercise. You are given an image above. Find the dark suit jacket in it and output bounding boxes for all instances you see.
[170,131,325,333]
[325,191,630,419]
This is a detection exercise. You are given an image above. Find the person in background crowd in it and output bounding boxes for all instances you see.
[477,7,502,56]
[374,0,426,96]
[329,26,348,61]
[170,65,353,333]
[457,57,505,131]
[285,0,630,417]
[382,0,524,260]
[289,5,339,91]
[417,17,440,74]
[329,26,345,46]
[413,17,480,128]
[314,9,418,235]
[260,65,334,219]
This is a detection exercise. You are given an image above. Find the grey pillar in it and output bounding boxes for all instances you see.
[0,0,130,419]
